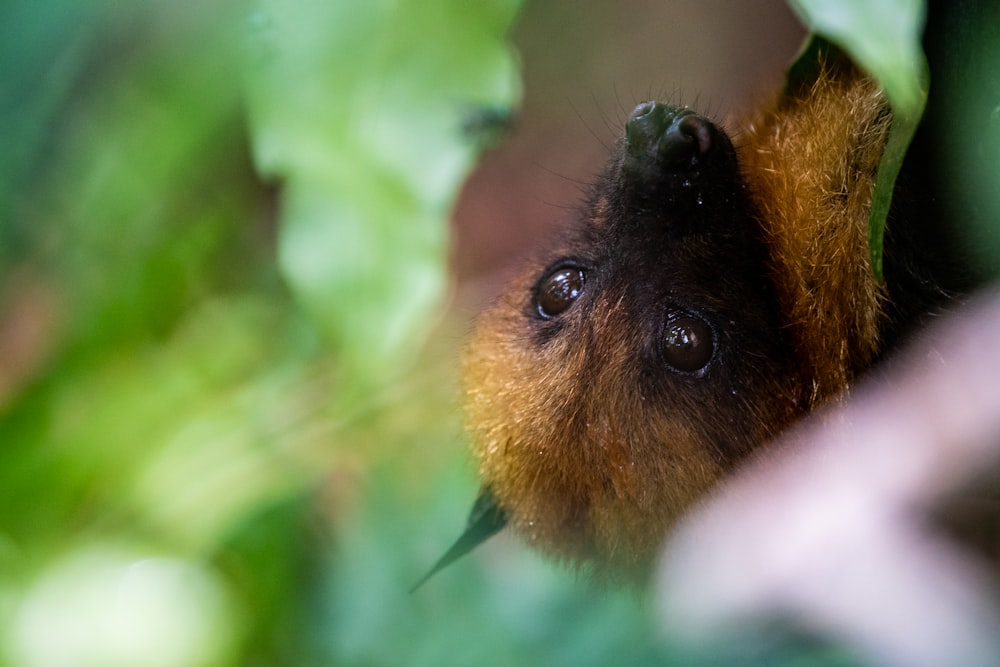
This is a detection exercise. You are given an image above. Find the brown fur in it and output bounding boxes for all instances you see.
[465,271,728,570]
[742,68,891,405]
[463,65,893,575]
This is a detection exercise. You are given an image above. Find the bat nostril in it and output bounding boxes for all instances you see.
[625,102,717,171]
[677,114,714,155]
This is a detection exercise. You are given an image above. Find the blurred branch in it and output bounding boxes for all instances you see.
[658,287,1000,666]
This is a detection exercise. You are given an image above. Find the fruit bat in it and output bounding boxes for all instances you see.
[415,3,994,585]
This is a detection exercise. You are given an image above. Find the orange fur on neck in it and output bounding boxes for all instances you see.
[741,67,891,405]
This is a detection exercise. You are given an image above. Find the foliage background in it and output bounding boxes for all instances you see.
[2,0,996,665]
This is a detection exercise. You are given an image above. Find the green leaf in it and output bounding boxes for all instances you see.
[409,486,507,592]
[0,1,585,665]
[243,0,523,383]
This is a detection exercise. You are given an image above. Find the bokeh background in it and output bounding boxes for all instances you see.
[0,1,901,665]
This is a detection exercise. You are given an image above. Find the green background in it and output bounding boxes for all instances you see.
[1,0,996,665]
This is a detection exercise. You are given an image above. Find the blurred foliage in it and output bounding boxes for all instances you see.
[923,0,1000,274]
[2,0,997,665]
[0,0,607,664]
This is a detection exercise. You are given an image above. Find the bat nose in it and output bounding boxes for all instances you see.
[626,101,714,165]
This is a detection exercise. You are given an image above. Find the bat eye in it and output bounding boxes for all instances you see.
[663,316,714,373]
[536,266,585,318]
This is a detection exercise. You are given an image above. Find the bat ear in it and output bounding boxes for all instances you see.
[410,487,507,593]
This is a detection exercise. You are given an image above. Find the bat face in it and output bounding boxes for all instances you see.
[463,102,804,573]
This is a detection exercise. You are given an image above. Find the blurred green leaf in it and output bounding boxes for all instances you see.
[0,1,530,665]
[243,0,522,385]
[7,546,235,667]
[926,1,1000,273]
